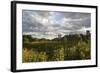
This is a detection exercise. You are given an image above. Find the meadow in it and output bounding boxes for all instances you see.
[22,32,91,63]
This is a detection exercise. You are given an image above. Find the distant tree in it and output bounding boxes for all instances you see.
[23,35,33,42]
[58,34,62,39]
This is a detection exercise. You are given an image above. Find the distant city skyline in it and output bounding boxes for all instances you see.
[22,10,91,39]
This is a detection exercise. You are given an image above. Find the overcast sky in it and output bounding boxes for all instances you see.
[22,10,91,39]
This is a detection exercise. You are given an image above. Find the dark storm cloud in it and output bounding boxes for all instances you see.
[62,12,91,27]
[22,10,47,33]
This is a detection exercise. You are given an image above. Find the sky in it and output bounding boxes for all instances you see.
[22,10,91,39]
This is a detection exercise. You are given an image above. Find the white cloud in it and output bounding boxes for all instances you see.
[22,10,91,39]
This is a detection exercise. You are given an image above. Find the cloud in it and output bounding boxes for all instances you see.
[22,10,91,39]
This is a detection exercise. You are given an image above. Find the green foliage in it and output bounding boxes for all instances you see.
[77,41,91,59]
[38,52,48,61]
[52,47,64,61]
[22,48,38,62]
[22,48,48,62]
[22,34,91,62]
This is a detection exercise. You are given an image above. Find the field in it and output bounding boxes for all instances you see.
[22,33,91,63]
